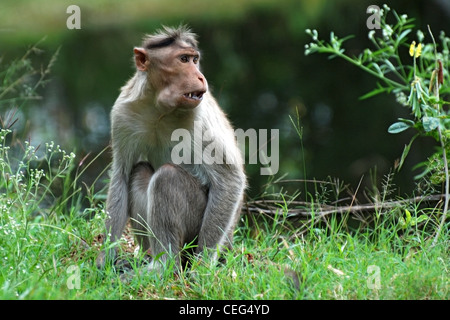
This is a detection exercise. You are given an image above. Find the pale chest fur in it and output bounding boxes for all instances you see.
[112,99,198,171]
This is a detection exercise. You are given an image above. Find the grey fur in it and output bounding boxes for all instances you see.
[96,26,246,269]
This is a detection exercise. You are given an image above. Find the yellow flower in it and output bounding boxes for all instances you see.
[409,41,416,56]
[409,41,422,58]
[415,43,422,58]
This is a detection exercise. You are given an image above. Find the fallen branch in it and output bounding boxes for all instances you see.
[243,194,444,219]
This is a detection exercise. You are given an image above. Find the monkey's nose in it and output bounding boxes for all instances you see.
[196,70,206,83]
[198,74,208,92]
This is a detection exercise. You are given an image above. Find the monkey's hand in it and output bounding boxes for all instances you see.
[96,247,119,269]
[96,250,107,269]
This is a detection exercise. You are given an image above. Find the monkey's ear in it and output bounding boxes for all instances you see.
[134,47,149,71]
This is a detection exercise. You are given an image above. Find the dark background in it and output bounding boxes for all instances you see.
[1,0,449,200]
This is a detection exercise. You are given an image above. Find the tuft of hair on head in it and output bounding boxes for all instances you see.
[142,25,199,50]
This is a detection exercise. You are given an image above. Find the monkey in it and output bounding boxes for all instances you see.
[96,25,246,270]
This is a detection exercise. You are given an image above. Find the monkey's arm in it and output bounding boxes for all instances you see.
[98,113,136,267]
[96,169,129,268]
[196,165,245,259]
[104,113,135,243]
[95,158,130,268]
[105,162,130,242]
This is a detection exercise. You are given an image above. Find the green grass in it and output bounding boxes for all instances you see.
[0,133,448,300]
[0,204,448,300]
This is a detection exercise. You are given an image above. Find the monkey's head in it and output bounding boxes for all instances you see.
[134,25,208,111]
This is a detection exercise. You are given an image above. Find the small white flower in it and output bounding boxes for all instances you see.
[312,29,319,41]
[382,25,393,40]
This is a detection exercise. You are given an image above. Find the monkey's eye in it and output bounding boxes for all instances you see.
[180,55,189,63]
[193,56,199,64]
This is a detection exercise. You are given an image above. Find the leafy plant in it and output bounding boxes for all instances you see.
[0,39,59,130]
[304,4,449,243]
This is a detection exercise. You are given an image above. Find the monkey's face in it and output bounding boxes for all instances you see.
[147,46,208,111]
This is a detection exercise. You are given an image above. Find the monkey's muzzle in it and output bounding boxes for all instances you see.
[183,91,205,101]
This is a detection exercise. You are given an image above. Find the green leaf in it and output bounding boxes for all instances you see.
[404,209,412,225]
[397,118,416,126]
[395,29,412,45]
[410,214,429,226]
[422,117,440,132]
[397,134,418,171]
[400,210,428,228]
[399,216,407,229]
[388,121,411,134]
[153,251,166,261]
[413,161,432,180]
[410,94,421,118]
[359,87,389,100]
[372,63,383,76]
[384,59,397,73]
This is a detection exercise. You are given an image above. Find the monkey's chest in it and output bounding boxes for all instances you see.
[128,115,206,183]
[144,144,173,169]
[141,138,208,186]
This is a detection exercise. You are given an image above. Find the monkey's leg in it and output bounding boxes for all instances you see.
[129,162,154,250]
[147,164,207,268]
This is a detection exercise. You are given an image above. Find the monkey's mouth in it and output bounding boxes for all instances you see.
[183,91,205,101]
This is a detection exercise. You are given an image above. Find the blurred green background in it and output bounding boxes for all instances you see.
[1,0,449,198]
